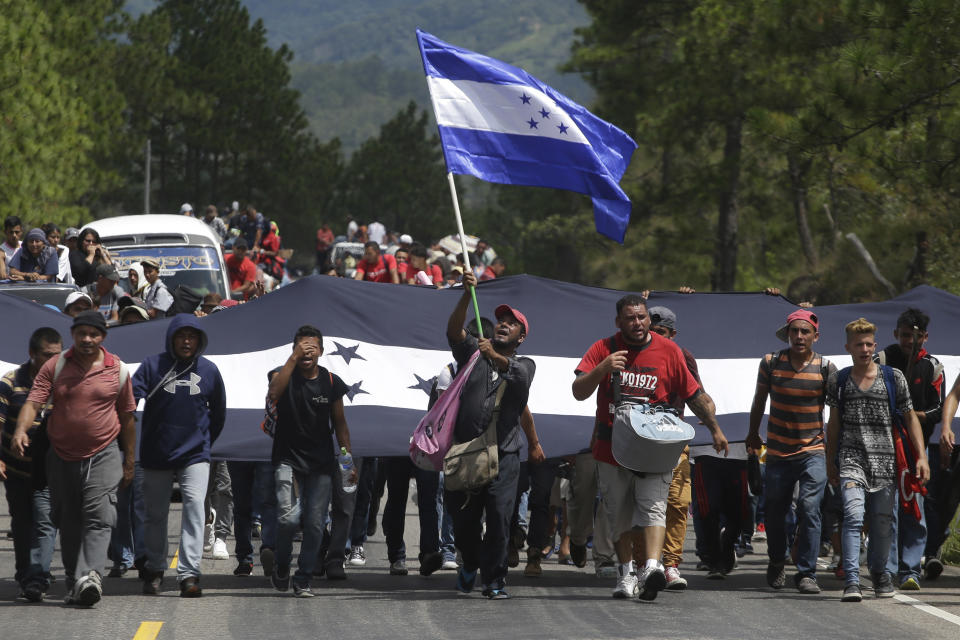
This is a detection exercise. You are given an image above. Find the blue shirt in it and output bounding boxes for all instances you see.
[9,247,58,277]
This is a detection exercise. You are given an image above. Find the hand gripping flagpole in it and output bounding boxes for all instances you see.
[446,172,484,336]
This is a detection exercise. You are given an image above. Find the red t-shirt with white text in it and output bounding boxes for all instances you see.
[575,331,700,465]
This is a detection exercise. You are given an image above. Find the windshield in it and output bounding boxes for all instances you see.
[111,246,226,298]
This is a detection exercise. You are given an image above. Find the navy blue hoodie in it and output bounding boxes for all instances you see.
[132,314,227,470]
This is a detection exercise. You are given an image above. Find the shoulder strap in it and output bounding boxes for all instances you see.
[52,354,67,382]
[878,365,898,418]
[608,336,621,405]
[484,380,508,441]
[836,366,852,417]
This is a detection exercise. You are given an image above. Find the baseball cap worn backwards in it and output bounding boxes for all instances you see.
[776,309,819,342]
[647,306,676,331]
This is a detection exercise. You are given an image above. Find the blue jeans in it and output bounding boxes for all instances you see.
[841,481,896,585]
[764,453,826,578]
[275,464,332,585]
[109,463,145,569]
[438,474,456,562]
[886,493,926,582]
[348,457,378,548]
[142,462,209,580]
[3,477,55,589]
[228,461,277,563]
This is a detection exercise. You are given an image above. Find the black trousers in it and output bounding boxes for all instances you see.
[692,456,748,569]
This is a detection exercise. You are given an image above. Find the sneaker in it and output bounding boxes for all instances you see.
[389,559,408,576]
[348,546,367,566]
[107,564,128,578]
[293,583,315,598]
[142,572,163,595]
[637,564,666,601]
[325,562,346,580]
[179,576,202,598]
[796,575,821,594]
[486,588,511,600]
[524,551,542,578]
[271,567,290,592]
[74,572,102,607]
[872,572,895,598]
[753,522,766,541]
[596,562,618,579]
[841,583,863,602]
[456,567,477,593]
[507,546,520,568]
[260,547,275,577]
[766,562,786,589]
[22,582,44,603]
[899,576,920,591]
[924,557,944,580]
[212,538,229,560]
[570,543,588,568]
[664,565,687,591]
[419,551,444,576]
[696,560,709,571]
[233,561,253,577]
[612,565,638,599]
[441,556,459,570]
[720,539,737,575]
[508,526,525,568]
[706,567,725,580]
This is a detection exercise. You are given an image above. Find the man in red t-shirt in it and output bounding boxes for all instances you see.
[315,224,334,271]
[354,241,399,284]
[572,294,728,602]
[226,238,258,299]
[405,242,442,287]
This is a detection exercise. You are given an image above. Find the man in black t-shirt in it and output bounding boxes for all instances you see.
[267,325,355,598]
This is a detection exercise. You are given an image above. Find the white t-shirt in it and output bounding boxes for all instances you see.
[143,279,174,313]
[2,240,20,262]
[367,221,386,245]
[56,245,73,284]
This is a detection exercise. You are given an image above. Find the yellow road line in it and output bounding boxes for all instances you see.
[133,621,163,640]
[169,549,179,570]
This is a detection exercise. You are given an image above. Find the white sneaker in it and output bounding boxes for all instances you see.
[638,564,667,601]
[348,546,366,566]
[442,559,459,570]
[612,564,638,599]
[664,565,687,591]
[212,538,229,560]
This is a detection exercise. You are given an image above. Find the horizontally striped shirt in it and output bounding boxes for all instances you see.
[758,350,836,459]
[0,364,43,480]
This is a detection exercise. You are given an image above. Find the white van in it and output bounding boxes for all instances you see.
[85,214,230,300]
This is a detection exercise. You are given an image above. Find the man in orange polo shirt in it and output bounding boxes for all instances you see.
[12,311,137,607]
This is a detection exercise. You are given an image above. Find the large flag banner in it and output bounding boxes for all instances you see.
[2,277,959,461]
[417,29,638,244]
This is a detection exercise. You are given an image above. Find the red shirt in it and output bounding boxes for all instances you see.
[576,331,700,465]
[226,253,258,294]
[316,228,334,251]
[479,266,496,281]
[406,262,442,285]
[258,232,281,264]
[356,253,397,283]
[27,347,136,461]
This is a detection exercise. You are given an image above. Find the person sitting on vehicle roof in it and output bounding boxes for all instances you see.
[8,229,58,283]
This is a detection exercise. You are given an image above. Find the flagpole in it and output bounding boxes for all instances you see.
[446,172,484,336]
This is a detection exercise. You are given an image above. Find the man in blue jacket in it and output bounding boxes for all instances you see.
[132,315,226,597]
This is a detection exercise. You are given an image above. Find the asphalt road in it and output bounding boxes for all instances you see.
[2,492,960,640]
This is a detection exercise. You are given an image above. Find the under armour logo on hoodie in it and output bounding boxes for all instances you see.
[164,372,202,396]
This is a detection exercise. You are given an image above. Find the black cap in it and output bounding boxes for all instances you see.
[71,310,108,335]
[95,263,119,281]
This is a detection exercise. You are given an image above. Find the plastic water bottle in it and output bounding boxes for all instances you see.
[339,447,357,494]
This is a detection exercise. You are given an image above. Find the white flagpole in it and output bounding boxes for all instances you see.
[446,172,484,334]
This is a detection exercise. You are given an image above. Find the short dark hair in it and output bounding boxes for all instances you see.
[467,317,495,340]
[491,257,506,267]
[234,237,248,250]
[42,222,60,237]
[29,327,62,353]
[294,325,324,346]
[4,216,22,231]
[897,308,930,332]
[616,294,648,316]
[408,242,428,259]
[79,227,101,244]
[363,241,380,254]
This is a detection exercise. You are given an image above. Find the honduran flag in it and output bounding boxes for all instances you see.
[417,29,638,244]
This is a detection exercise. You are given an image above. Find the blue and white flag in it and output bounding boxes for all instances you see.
[417,29,638,244]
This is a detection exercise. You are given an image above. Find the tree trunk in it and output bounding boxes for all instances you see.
[787,152,818,269]
[711,115,743,291]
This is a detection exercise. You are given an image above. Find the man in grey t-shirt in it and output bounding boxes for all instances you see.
[825,317,930,603]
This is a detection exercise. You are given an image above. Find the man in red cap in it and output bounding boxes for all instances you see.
[444,272,539,600]
[746,308,837,594]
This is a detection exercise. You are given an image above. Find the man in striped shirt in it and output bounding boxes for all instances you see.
[746,309,836,594]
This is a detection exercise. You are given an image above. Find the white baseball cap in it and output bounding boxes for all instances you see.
[180,203,193,214]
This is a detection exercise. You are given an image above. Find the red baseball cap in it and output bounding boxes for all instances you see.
[776,309,819,342]
[494,304,529,336]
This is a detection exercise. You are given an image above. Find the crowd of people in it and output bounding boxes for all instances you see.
[1,211,960,609]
